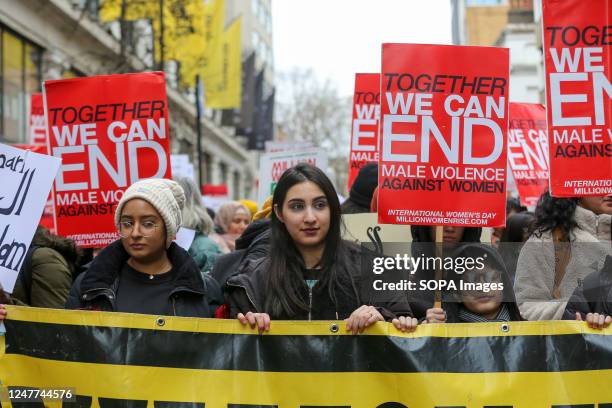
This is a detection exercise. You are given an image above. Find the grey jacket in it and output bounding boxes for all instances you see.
[514,206,611,320]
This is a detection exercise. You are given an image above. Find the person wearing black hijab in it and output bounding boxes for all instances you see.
[408,224,482,319]
[424,243,523,323]
[341,163,378,214]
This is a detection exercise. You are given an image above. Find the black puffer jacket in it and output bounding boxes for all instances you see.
[65,240,222,317]
[408,226,482,319]
[564,255,612,320]
[226,241,413,321]
[211,219,270,287]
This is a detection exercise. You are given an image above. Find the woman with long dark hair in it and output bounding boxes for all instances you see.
[227,163,416,334]
[514,191,611,321]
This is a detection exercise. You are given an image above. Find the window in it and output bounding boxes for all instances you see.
[252,31,260,50]
[0,26,42,143]
[203,152,212,184]
[219,161,228,185]
[233,170,240,199]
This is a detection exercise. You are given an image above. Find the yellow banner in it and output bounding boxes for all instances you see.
[1,306,612,407]
[203,17,242,109]
[99,0,207,83]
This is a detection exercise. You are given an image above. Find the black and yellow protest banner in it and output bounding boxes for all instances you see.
[1,305,612,407]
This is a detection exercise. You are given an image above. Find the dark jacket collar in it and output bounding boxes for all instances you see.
[235,219,270,250]
[80,240,205,294]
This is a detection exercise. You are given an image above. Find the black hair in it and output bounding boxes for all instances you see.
[500,212,535,243]
[444,243,523,322]
[531,191,578,238]
[340,198,370,214]
[506,197,527,215]
[265,163,358,317]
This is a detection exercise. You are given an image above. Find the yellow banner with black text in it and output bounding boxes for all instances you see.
[1,306,611,407]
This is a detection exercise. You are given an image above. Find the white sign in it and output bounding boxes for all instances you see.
[174,227,196,251]
[257,148,328,206]
[201,195,230,213]
[264,141,315,153]
[171,154,196,182]
[0,143,61,293]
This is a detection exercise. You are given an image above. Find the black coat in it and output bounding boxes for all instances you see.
[226,241,413,321]
[211,219,270,287]
[564,255,612,319]
[65,240,221,318]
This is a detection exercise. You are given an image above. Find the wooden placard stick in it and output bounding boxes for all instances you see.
[433,225,444,309]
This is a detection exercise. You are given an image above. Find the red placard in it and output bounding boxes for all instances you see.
[44,72,171,247]
[29,93,46,145]
[348,73,380,189]
[542,0,612,196]
[378,43,509,227]
[508,103,549,207]
[12,144,55,233]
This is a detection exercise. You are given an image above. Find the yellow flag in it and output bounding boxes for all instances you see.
[100,0,159,22]
[200,0,225,75]
[100,0,231,91]
[175,0,208,88]
[100,0,195,65]
[203,17,241,108]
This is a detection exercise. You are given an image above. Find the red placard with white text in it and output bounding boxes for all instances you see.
[542,0,612,196]
[44,72,171,247]
[378,43,509,227]
[508,103,549,207]
[348,73,380,189]
[29,93,46,145]
[26,93,55,232]
[12,144,56,233]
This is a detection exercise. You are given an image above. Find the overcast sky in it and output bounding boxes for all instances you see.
[272,0,453,97]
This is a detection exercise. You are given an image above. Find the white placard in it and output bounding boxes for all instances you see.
[257,148,328,206]
[264,141,315,153]
[0,143,61,293]
[171,154,196,182]
[174,227,196,251]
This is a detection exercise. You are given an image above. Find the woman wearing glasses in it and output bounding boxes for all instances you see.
[64,178,221,317]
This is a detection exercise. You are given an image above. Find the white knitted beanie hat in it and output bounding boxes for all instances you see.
[114,178,186,248]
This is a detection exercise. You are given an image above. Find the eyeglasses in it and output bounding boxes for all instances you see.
[118,220,160,238]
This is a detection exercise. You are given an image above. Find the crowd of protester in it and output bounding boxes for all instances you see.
[0,163,611,333]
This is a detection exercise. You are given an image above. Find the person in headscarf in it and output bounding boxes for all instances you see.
[212,201,251,252]
[341,163,378,214]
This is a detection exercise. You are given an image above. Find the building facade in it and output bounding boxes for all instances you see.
[0,0,260,200]
[451,0,544,103]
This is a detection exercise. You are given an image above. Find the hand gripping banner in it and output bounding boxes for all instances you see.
[1,306,612,407]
